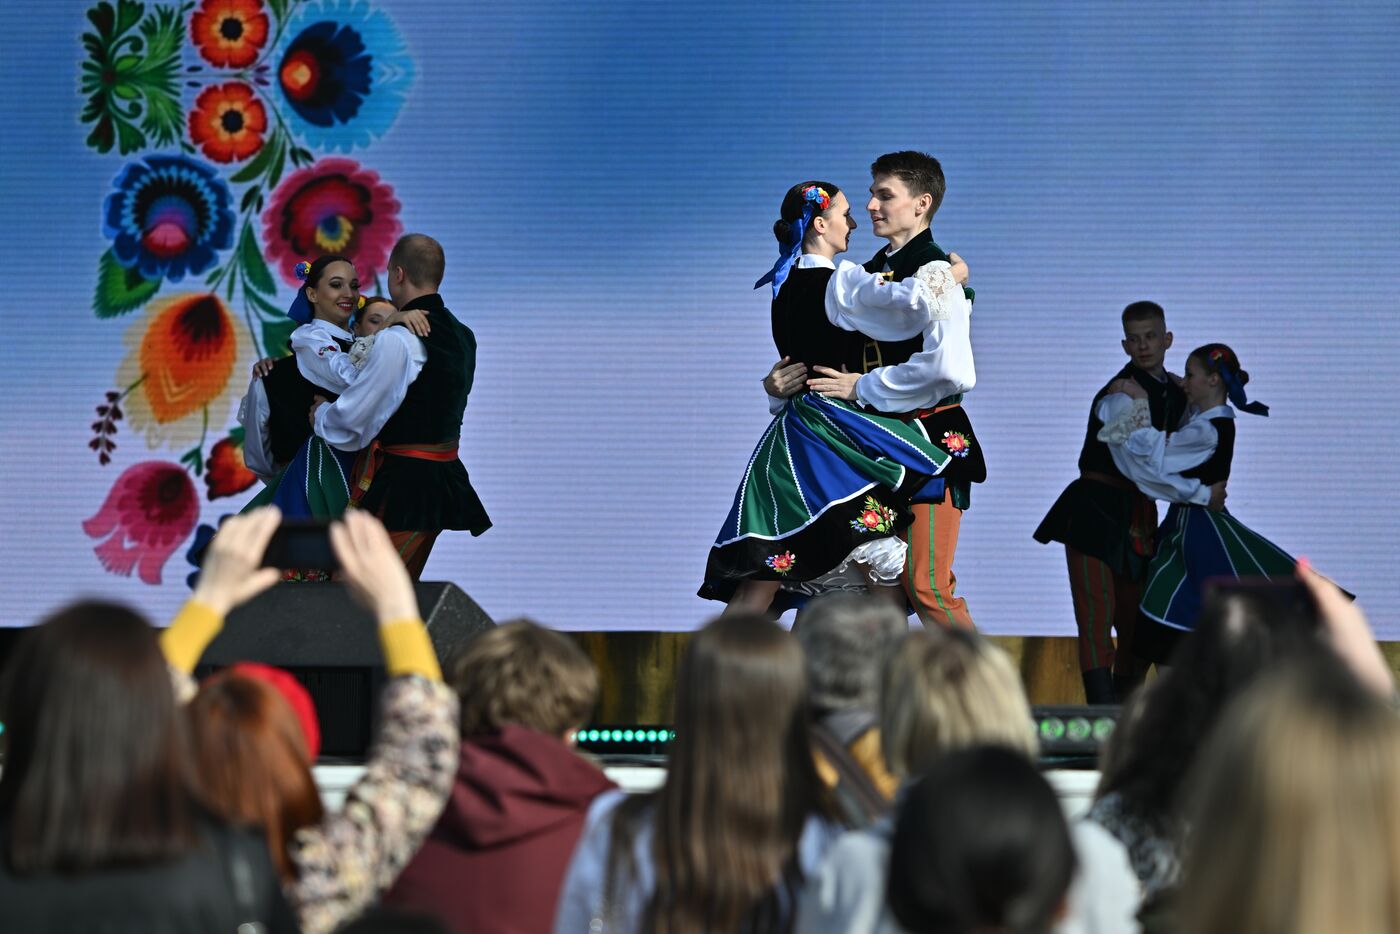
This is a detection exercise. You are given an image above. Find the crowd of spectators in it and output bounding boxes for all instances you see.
[0,508,1392,933]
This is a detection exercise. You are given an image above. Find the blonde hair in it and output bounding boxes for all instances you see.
[1179,661,1400,934]
[452,620,599,737]
[879,629,1037,778]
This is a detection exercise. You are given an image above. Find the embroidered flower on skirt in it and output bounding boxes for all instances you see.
[84,460,199,585]
[115,292,249,447]
[262,157,401,286]
[273,0,415,152]
[942,431,972,457]
[102,154,235,282]
[188,82,268,163]
[766,551,797,574]
[850,496,897,534]
[191,0,270,68]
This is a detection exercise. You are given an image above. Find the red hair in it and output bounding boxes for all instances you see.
[186,672,325,879]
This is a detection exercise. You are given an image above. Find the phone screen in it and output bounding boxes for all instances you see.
[261,519,339,571]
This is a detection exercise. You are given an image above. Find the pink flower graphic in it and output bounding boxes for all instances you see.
[766,551,797,575]
[262,157,401,287]
[83,461,199,584]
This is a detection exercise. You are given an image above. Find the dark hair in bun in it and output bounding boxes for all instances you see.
[773,180,841,244]
[1190,343,1250,385]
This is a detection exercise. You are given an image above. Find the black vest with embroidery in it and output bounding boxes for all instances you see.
[1078,365,1189,477]
[771,266,866,372]
[1180,418,1235,486]
[858,229,946,372]
[262,339,347,463]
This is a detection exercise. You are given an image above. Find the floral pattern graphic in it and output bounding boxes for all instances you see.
[850,496,897,534]
[274,0,414,152]
[942,431,972,457]
[206,429,259,498]
[78,0,415,586]
[190,0,269,68]
[263,157,402,285]
[766,551,797,575]
[188,82,269,162]
[102,154,236,283]
[84,460,200,584]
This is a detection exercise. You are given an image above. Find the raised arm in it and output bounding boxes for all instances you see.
[824,259,967,340]
[291,323,360,394]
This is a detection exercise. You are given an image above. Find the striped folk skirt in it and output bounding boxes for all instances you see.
[243,436,357,519]
[1139,503,1297,639]
[701,392,951,601]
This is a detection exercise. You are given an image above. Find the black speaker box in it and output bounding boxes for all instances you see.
[195,581,491,758]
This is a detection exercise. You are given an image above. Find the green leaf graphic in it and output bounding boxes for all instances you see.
[261,316,296,358]
[239,223,277,295]
[94,249,160,317]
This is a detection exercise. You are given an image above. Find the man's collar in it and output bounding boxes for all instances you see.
[401,292,444,312]
[883,227,934,263]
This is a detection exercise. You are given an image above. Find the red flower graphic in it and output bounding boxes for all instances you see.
[262,158,402,287]
[766,551,797,574]
[206,434,258,499]
[188,82,268,163]
[191,0,269,68]
[860,510,882,528]
[942,431,972,457]
[84,461,199,584]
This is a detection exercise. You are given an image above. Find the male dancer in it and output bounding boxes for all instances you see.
[1034,302,1219,702]
[806,151,984,629]
[312,234,491,576]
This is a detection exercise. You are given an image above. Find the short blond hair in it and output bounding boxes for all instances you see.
[879,629,1037,778]
[451,620,598,737]
[1180,661,1400,934]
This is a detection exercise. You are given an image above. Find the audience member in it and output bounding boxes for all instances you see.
[336,907,453,934]
[553,612,840,932]
[794,593,907,823]
[1178,658,1400,934]
[385,620,616,933]
[0,601,296,932]
[172,507,460,934]
[887,746,1076,934]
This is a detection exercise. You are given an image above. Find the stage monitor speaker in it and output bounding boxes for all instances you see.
[197,581,491,758]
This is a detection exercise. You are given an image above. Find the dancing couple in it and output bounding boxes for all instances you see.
[702,151,986,628]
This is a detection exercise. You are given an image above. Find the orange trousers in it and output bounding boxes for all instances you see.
[900,498,975,630]
[388,529,441,580]
[1064,545,1142,674]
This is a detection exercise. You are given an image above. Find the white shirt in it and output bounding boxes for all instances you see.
[235,376,278,483]
[313,326,428,451]
[825,257,976,411]
[1096,394,1235,506]
[290,319,358,394]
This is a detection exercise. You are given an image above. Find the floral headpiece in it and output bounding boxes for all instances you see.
[287,259,314,324]
[754,185,836,296]
[1203,346,1269,416]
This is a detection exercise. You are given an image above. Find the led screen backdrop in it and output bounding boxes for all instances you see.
[0,1,1396,634]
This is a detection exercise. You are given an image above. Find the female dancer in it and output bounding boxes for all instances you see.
[701,181,970,612]
[1097,343,1299,663]
[239,257,421,520]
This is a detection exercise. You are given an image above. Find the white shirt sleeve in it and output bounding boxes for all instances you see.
[312,327,427,451]
[235,376,278,483]
[1096,394,1215,505]
[291,321,360,394]
[851,268,976,412]
[824,259,936,340]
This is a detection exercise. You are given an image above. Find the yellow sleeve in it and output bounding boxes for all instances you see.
[378,618,442,682]
[159,600,224,674]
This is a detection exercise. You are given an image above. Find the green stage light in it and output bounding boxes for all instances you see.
[1039,717,1065,741]
[623,730,635,741]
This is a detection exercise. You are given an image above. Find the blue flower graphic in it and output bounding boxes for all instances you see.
[274,0,415,152]
[101,155,235,282]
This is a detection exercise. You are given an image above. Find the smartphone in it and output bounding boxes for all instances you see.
[1202,576,1318,630]
[261,519,339,571]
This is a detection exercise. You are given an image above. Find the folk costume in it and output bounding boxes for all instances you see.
[315,292,491,577]
[1034,365,1187,701]
[701,186,960,603]
[854,228,983,629]
[1097,361,1294,664]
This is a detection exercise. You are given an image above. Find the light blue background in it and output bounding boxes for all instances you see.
[1,1,1396,633]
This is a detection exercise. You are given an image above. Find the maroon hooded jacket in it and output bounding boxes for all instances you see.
[383,724,616,934]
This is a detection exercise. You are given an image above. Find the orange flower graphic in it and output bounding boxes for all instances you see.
[191,0,269,68]
[188,82,268,163]
[117,292,248,448]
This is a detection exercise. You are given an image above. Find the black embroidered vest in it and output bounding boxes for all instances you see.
[262,337,348,463]
[1079,365,1188,478]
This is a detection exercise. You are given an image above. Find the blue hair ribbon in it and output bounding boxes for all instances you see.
[754,186,831,296]
[1218,367,1269,416]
